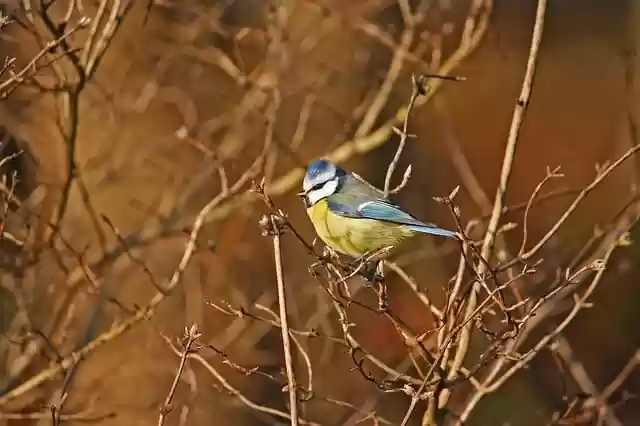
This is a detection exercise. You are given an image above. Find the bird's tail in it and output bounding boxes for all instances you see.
[406,224,458,238]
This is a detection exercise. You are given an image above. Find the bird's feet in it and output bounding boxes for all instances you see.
[360,260,384,283]
[360,260,388,311]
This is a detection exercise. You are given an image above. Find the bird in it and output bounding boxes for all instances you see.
[298,159,458,259]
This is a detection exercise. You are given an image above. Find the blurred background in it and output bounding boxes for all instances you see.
[0,0,639,425]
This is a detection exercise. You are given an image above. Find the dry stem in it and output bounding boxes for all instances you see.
[157,324,201,426]
[265,214,300,426]
[435,0,549,418]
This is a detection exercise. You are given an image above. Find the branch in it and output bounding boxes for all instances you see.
[511,143,640,264]
[158,324,201,426]
[480,0,547,268]
[383,73,424,197]
[0,142,270,407]
[458,243,617,424]
[188,1,493,224]
[0,18,89,97]
[437,0,548,414]
[260,214,299,426]
[552,336,623,426]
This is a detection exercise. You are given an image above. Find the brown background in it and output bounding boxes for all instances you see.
[1,0,639,425]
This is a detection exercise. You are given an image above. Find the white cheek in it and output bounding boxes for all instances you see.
[307,179,338,205]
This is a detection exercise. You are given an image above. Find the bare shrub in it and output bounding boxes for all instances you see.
[0,1,638,425]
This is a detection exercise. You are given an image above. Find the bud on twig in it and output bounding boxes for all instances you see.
[259,214,286,237]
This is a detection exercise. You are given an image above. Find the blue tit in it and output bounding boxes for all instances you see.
[299,159,458,258]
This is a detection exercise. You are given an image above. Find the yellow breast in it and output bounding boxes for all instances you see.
[306,199,415,257]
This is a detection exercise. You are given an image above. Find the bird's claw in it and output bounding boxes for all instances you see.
[361,260,384,283]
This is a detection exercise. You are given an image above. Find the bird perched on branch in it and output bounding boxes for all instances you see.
[299,159,458,259]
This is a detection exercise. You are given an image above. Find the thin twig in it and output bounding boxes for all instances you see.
[511,142,640,264]
[0,143,270,407]
[598,349,640,403]
[437,0,548,415]
[158,324,201,426]
[165,341,320,425]
[266,214,299,426]
[193,3,493,224]
[383,73,424,197]
[480,0,547,267]
[553,336,623,426]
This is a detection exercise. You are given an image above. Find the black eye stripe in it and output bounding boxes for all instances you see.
[310,182,326,191]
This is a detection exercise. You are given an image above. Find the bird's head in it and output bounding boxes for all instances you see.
[299,159,346,207]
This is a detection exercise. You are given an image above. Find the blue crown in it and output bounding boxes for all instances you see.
[303,159,347,191]
[306,159,334,179]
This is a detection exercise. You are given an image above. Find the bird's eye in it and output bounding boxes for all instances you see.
[310,182,325,191]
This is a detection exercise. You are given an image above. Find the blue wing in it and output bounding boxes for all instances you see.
[327,198,457,238]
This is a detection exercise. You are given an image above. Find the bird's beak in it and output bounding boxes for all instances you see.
[297,190,310,207]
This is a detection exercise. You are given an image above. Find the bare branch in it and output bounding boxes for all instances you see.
[260,213,300,425]
[158,325,201,426]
